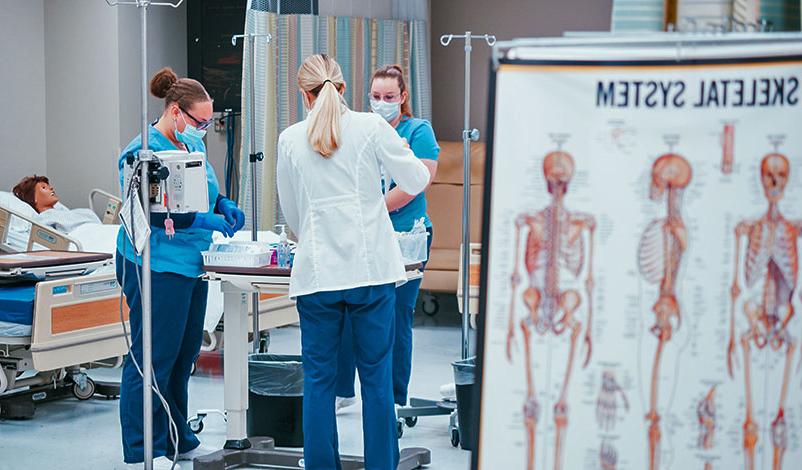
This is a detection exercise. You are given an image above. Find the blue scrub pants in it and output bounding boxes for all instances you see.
[296,284,399,470]
[116,254,206,463]
[336,228,432,406]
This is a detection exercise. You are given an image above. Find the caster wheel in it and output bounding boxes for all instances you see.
[421,296,439,317]
[189,417,204,434]
[396,418,404,439]
[450,428,460,448]
[405,416,418,428]
[73,377,96,401]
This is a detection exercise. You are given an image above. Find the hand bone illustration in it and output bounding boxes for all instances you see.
[596,370,630,432]
[600,440,618,470]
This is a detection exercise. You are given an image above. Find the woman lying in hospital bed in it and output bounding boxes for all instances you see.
[13,175,102,233]
[0,176,120,254]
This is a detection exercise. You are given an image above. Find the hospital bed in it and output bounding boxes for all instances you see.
[0,191,297,416]
[0,250,126,419]
[0,189,298,342]
[0,189,127,418]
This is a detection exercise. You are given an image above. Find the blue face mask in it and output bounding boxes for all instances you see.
[370,99,401,123]
[175,111,207,145]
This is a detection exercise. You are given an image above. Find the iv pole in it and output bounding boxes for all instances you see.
[231,32,272,355]
[104,1,184,469]
[440,31,495,360]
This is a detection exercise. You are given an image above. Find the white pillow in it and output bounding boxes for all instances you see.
[0,191,37,219]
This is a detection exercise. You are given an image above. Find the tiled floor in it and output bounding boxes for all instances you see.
[1,297,474,470]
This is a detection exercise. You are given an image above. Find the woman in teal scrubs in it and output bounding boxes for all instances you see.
[117,67,244,469]
[336,65,440,410]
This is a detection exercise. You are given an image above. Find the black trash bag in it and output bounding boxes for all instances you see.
[248,354,303,397]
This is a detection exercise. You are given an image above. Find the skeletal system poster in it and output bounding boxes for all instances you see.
[476,50,802,470]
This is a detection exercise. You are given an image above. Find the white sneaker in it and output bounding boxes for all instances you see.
[154,456,181,469]
[335,396,357,414]
[177,443,218,461]
[126,457,181,469]
[440,382,457,401]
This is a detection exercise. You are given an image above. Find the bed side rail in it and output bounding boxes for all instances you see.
[0,206,82,253]
[88,189,122,225]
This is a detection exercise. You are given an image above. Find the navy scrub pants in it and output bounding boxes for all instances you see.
[296,284,399,470]
[336,227,432,406]
[116,254,206,463]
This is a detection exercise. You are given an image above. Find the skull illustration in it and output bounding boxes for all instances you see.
[650,154,692,201]
[543,151,575,196]
[760,153,790,203]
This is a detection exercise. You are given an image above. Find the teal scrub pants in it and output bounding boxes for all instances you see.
[296,284,399,470]
[336,227,432,406]
[116,254,206,463]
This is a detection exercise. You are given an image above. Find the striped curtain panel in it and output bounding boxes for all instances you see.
[760,0,801,30]
[611,0,665,31]
[732,0,800,30]
[678,0,733,29]
[238,9,432,228]
[611,0,800,31]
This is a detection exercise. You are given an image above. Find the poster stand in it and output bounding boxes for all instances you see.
[473,33,802,470]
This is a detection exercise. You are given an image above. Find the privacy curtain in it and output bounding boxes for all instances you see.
[238,9,432,229]
[611,0,800,32]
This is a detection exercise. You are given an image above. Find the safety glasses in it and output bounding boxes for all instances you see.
[180,107,214,131]
[368,92,402,103]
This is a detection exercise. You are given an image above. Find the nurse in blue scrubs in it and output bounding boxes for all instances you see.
[335,65,440,411]
[277,54,430,470]
[116,67,244,469]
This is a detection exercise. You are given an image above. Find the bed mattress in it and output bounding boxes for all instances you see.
[0,284,35,337]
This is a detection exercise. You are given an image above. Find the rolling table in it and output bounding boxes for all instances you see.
[196,264,431,470]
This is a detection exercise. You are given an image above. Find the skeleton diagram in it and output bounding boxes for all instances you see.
[727,149,801,470]
[596,370,630,432]
[637,150,692,470]
[506,148,595,470]
[697,385,716,451]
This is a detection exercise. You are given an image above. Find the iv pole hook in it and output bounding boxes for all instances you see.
[105,0,184,7]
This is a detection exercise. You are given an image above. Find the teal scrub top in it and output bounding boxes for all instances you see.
[116,124,220,278]
[388,117,439,232]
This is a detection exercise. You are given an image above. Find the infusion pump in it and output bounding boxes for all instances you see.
[124,150,209,214]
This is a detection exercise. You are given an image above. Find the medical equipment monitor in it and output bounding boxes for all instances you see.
[123,151,210,214]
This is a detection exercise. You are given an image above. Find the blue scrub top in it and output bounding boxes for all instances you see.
[388,117,439,232]
[116,125,220,278]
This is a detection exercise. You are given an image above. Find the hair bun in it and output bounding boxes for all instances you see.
[150,67,178,99]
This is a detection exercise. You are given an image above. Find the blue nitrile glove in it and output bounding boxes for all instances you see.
[217,197,246,232]
[191,212,235,238]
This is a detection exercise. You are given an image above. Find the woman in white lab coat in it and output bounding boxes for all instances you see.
[276,54,430,470]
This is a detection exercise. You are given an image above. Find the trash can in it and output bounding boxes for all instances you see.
[453,357,476,451]
[247,354,304,447]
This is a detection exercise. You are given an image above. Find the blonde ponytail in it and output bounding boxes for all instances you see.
[298,54,347,157]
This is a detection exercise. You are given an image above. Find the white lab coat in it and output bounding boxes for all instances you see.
[277,109,430,298]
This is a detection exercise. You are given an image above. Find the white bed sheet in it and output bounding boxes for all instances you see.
[0,320,31,337]
[70,223,120,254]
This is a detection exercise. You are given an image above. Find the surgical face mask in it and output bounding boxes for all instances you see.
[370,99,401,123]
[175,111,207,145]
